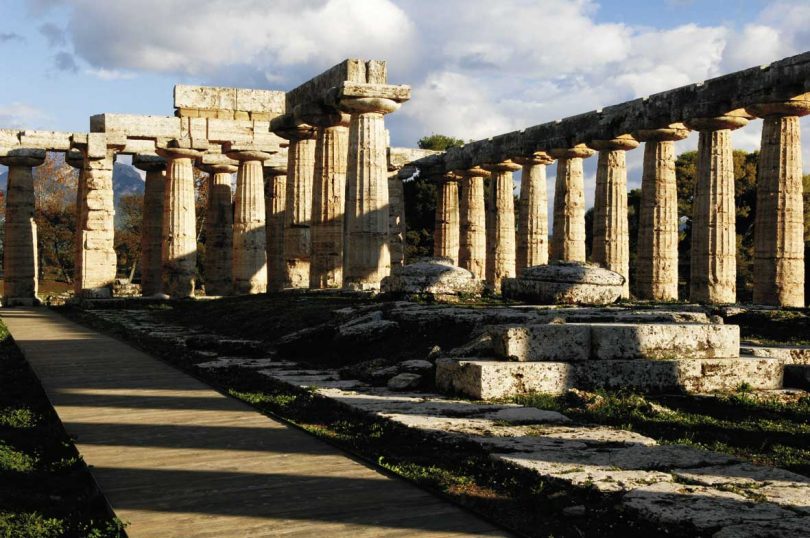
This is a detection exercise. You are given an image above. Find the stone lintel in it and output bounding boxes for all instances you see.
[174,85,285,115]
[412,51,810,174]
[0,129,77,154]
[91,113,182,139]
[387,147,440,172]
[285,59,387,111]
[337,82,411,102]
[71,132,127,159]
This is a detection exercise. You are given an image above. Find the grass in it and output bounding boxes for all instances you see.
[512,388,810,475]
[0,321,125,538]
[723,308,810,345]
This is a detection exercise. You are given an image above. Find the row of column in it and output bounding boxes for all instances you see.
[433,98,808,306]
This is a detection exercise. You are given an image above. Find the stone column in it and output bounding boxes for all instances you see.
[65,150,84,294]
[456,167,489,280]
[514,152,553,274]
[310,115,349,289]
[388,167,407,268]
[264,165,287,291]
[685,115,749,304]
[132,155,168,297]
[283,133,316,288]
[634,125,690,301]
[483,161,520,292]
[339,97,401,290]
[0,149,45,306]
[197,160,236,296]
[73,135,121,298]
[588,135,638,298]
[227,149,271,295]
[434,174,460,264]
[749,98,810,307]
[549,145,595,262]
[156,146,203,298]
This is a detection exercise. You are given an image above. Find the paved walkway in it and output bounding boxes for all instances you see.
[2,308,509,538]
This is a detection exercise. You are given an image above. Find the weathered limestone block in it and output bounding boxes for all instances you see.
[514,153,552,274]
[549,145,594,262]
[436,356,782,400]
[685,115,748,304]
[157,146,203,298]
[434,176,460,264]
[197,158,236,296]
[501,261,625,305]
[310,117,349,289]
[483,161,520,292]
[263,166,287,291]
[588,136,638,298]
[380,259,484,300]
[132,154,167,297]
[456,167,488,281]
[226,148,271,295]
[634,125,690,301]
[0,149,45,305]
[339,97,401,290]
[749,97,810,307]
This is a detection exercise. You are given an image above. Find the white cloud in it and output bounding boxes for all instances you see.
[85,68,136,80]
[0,102,50,129]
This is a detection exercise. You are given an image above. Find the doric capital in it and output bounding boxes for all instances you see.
[482,160,521,173]
[337,97,400,115]
[132,154,167,173]
[198,163,238,175]
[633,123,690,142]
[512,151,554,166]
[156,146,204,160]
[262,165,287,178]
[65,149,84,170]
[548,144,595,160]
[224,142,275,162]
[270,113,317,141]
[0,148,46,167]
[327,82,410,116]
[587,134,639,152]
[453,166,491,179]
[293,102,350,129]
[747,94,810,118]
[71,132,126,160]
[684,111,750,132]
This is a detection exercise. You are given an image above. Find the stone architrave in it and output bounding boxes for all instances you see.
[132,155,168,297]
[197,158,237,296]
[514,152,553,275]
[434,174,460,264]
[226,148,271,295]
[0,149,45,305]
[685,115,749,304]
[338,96,402,290]
[549,145,595,263]
[309,111,350,289]
[634,125,690,301]
[156,146,203,298]
[483,161,520,292]
[73,134,124,298]
[749,97,810,307]
[264,165,287,291]
[456,167,489,281]
[587,135,639,298]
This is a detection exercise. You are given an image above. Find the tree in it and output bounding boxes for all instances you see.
[418,134,465,152]
[114,193,143,280]
[34,153,78,283]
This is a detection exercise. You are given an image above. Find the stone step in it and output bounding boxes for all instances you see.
[436,356,784,400]
[740,343,810,364]
[491,323,739,362]
[784,364,810,390]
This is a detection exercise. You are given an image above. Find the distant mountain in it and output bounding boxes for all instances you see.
[0,162,144,203]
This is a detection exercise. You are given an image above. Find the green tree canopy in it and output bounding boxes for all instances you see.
[418,134,465,151]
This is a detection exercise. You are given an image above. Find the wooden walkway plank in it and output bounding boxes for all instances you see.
[2,308,510,538]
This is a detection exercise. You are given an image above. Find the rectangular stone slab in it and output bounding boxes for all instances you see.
[490,323,740,362]
[436,357,784,400]
[174,85,285,114]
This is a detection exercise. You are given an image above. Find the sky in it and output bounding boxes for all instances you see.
[1,0,809,208]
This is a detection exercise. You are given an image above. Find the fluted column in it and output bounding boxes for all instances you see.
[227,149,271,295]
[310,116,349,288]
[483,161,520,292]
[434,174,460,264]
[264,165,287,291]
[456,167,489,280]
[283,135,316,288]
[749,98,810,307]
[388,167,407,268]
[197,160,236,296]
[0,149,45,306]
[339,97,401,290]
[549,145,595,262]
[156,146,202,298]
[514,152,553,274]
[132,155,168,297]
[685,115,749,304]
[588,135,638,298]
[73,138,121,298]
[634,125,690,301]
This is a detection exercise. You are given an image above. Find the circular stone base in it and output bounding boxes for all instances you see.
[381,259,483,300]
[502,261,624,305]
